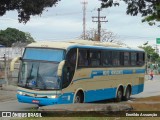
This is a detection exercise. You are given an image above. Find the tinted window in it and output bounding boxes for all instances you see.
[67,48,77,66]
[131,52,136,66]
[62,48,77,88]
[124,52,130,66]
[102,51,112,66]
[90,51,101,67]
[137,52,145,66]
[112,51,120,66]
[78,50,89,67]
[77,49,145,68]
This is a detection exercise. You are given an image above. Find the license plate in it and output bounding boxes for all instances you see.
[32,100,39,104]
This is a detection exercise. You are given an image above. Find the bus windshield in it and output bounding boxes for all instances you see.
[23,48,64,62]
[18,61,61,90]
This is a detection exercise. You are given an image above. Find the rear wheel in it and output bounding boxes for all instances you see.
[123,86,131,101]
[116,87,123,102]
[74,91,84,103]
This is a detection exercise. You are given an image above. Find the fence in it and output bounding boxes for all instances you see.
[0,47,24,86]
[0,47,24,59]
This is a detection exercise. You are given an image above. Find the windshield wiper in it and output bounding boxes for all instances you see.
[36,63,47,89]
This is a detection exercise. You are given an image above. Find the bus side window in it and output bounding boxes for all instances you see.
[62,64,71,89]
[78,50,88,67]
[136,52,144,66]
[120,52,124,66]
[90,51,101,67]
[131,52,136,66]
[62,48,77,88]
[124,52,130,66]
[102,51,112,66]
[112,51,120,66]
[68,51,77,66]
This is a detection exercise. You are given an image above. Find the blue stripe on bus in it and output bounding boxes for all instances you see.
[17,92,74,106]
[67,45,144,52]
[136,69,145,74]
[132,84,144,95]
[123,69,133,74]
[90,70,104,78]
[73,69,145,83]
[85,83,144,102]
[17,94,61,105]
[85,87,117,102]
[17,83,144,105]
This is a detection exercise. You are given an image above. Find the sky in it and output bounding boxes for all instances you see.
[0,0,160,49]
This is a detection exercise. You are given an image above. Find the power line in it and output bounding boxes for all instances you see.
[41,9,97,18]
[118,35,157,39]
[0,18,17,21]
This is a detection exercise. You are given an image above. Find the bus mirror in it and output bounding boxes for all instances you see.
[57,60,65,77]
[10,57,21,72]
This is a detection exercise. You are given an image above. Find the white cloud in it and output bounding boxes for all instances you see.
[0,0,159,48]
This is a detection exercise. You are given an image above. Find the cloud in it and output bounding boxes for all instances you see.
[0,0,159,48]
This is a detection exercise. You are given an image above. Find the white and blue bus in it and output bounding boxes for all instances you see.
[11,40,145,106]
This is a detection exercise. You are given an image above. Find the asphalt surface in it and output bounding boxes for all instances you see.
[132,75,160,98]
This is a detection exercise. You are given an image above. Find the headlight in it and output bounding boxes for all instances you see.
[48,95,57,99]
[17,91,26,95]
[17,91,23,95]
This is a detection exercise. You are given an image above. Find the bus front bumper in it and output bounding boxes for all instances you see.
[17,94,60,106]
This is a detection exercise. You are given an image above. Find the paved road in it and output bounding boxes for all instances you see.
[132,75,160,98]
[0,75,159,111]
[0,100,38,111]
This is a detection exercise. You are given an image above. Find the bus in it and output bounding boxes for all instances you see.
[10,40,145,106]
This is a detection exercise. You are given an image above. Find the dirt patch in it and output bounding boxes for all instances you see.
[128,103,160,111]
[39,103,133,112]
[127,95,160,111]
[132,95,160,102]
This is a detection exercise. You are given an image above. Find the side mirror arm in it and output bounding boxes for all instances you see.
[10,57,21,72]
[57,60,65,77]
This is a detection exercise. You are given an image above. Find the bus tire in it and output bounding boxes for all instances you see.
[123,86,131,101]
[74,91,84,103]
[116,87,123,102]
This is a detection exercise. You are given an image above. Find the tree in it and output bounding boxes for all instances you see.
[0,0,159,25]
[25,32,34,43]
[0,0,60,23]
[101,0,160,25]
[139,44,160,62]
[0,27,35,47]
[80,28,117,42]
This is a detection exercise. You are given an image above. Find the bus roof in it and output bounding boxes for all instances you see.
[27,40,144,52]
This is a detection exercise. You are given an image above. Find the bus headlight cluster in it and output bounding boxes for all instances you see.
[47,95,58,99]
[17,91,25,95]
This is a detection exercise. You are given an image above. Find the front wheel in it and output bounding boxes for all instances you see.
[74,92,84,103]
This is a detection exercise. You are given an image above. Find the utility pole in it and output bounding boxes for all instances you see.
[92,8,108,41]
[155,44,159,54]
[3,54,8,85]
[81,0,88,40]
